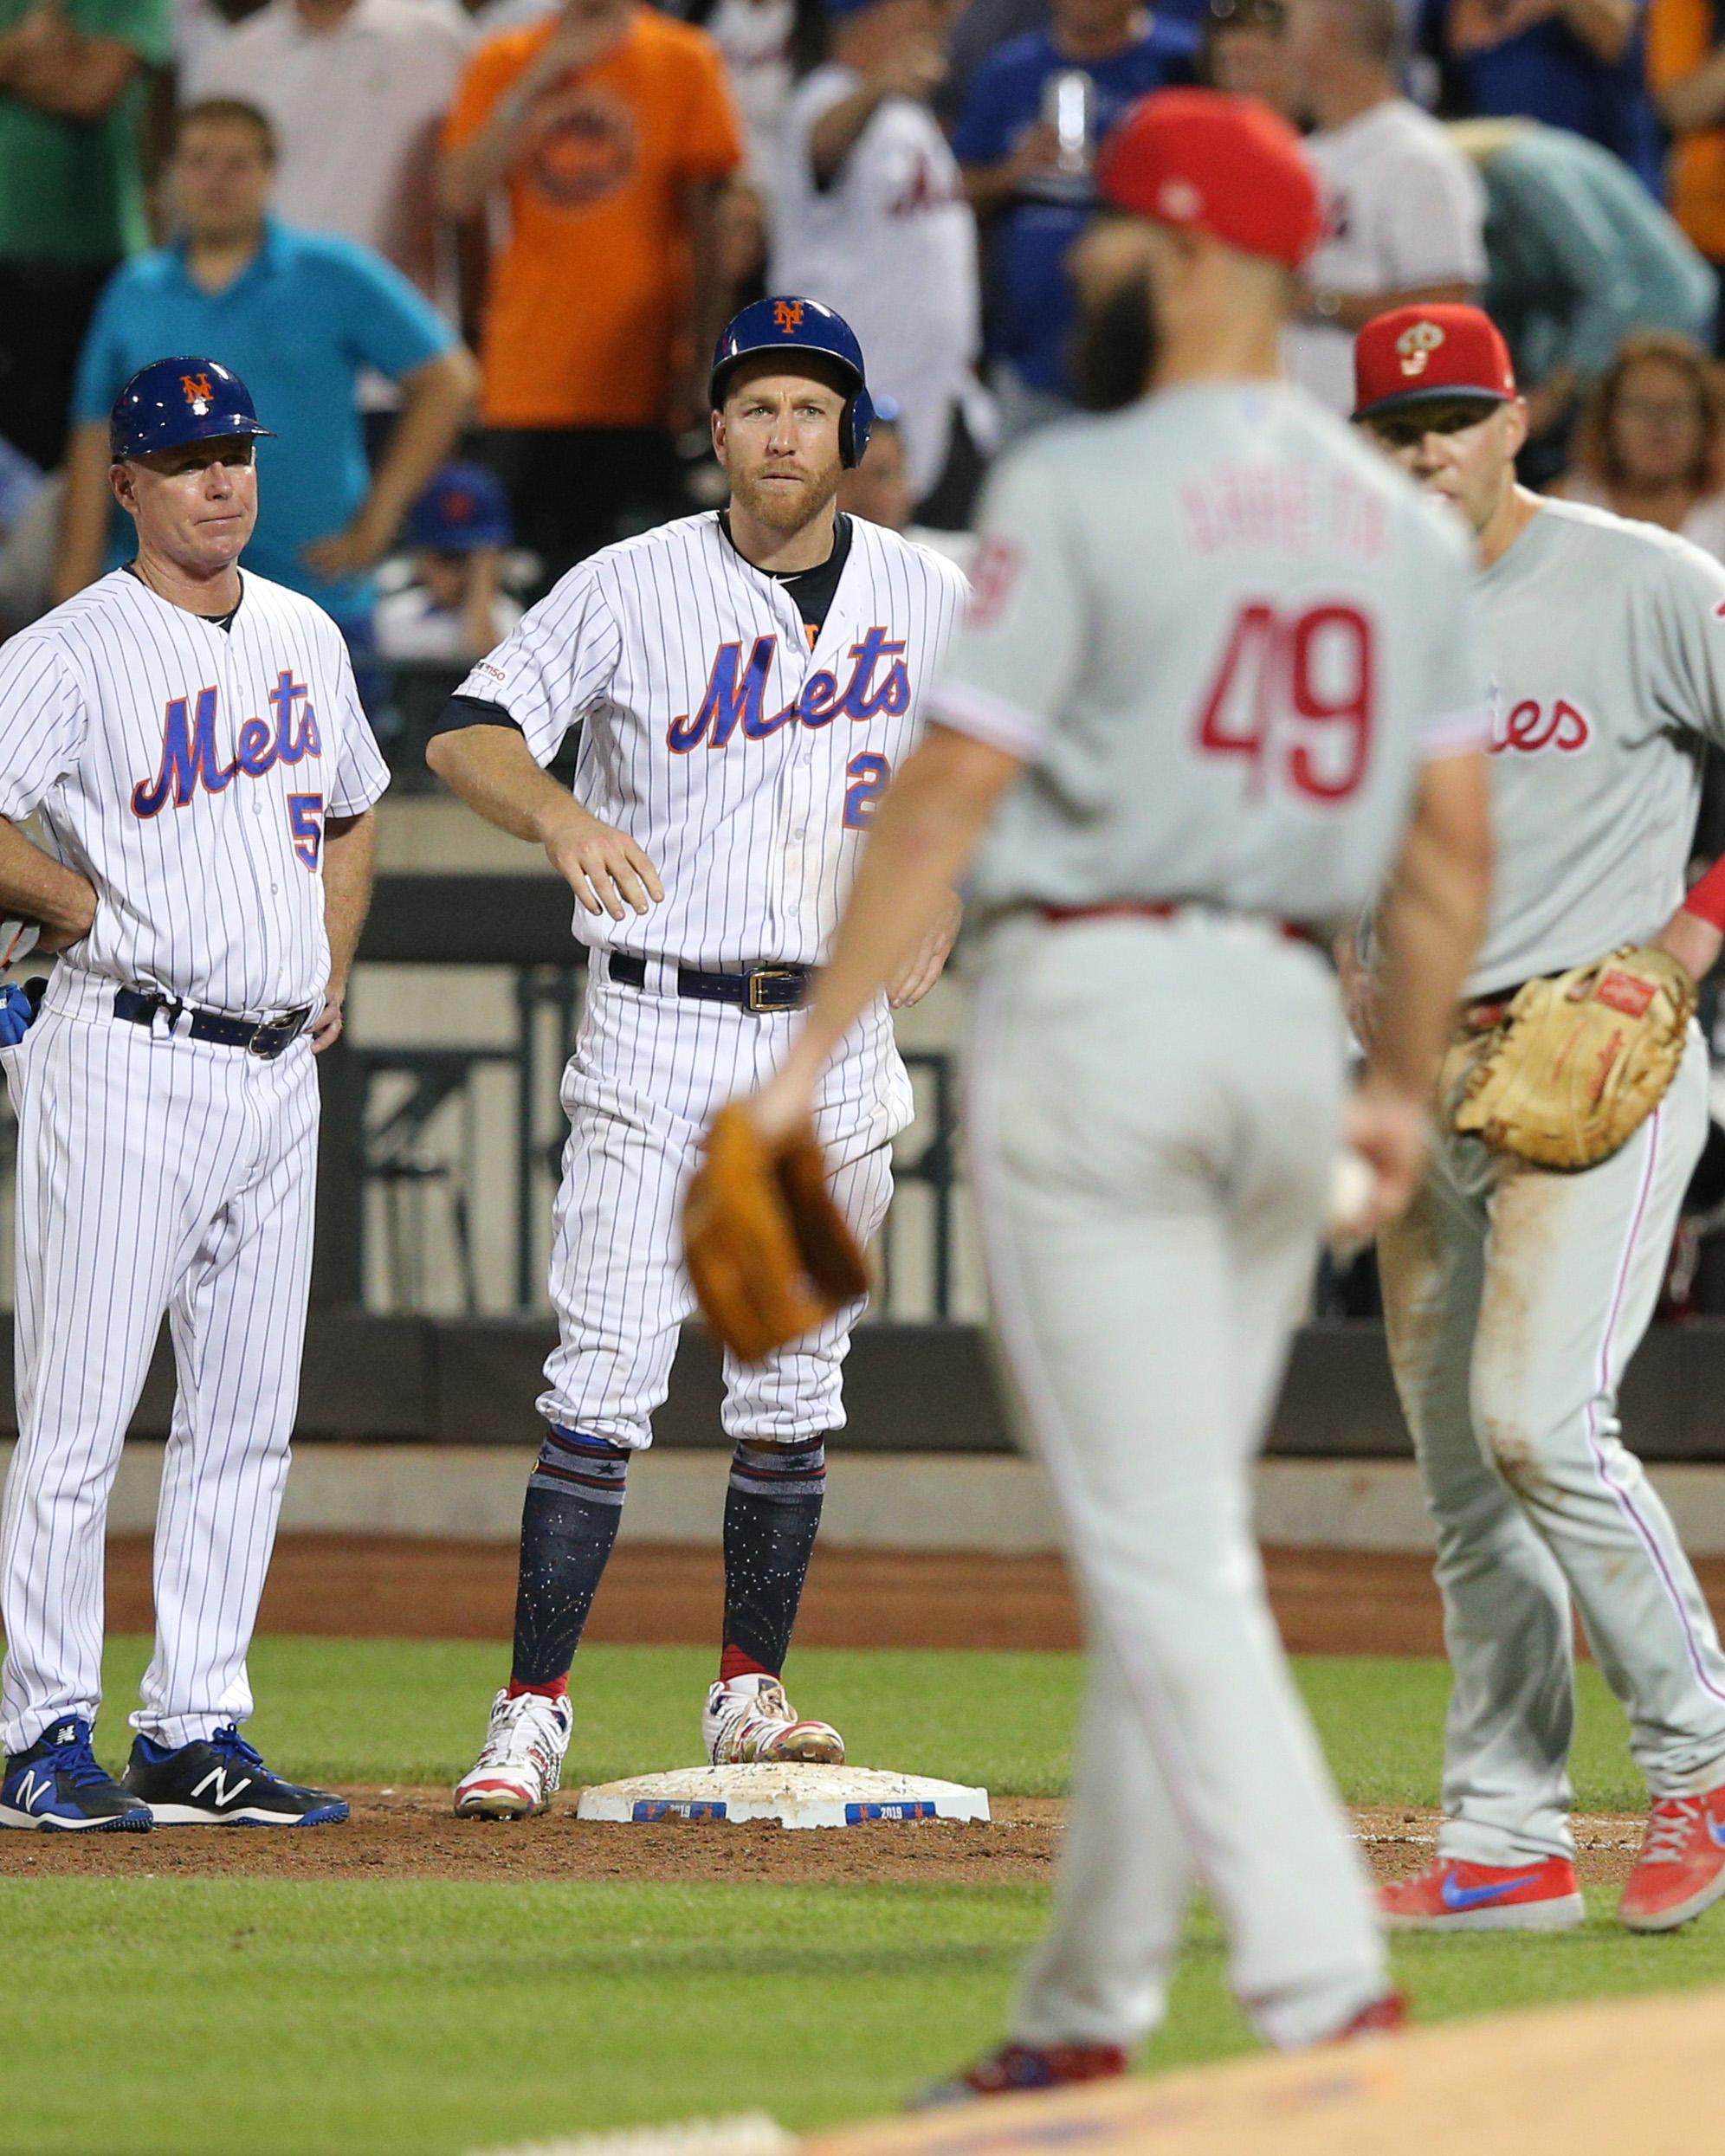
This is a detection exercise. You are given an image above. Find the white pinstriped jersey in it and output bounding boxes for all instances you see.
[455,511,969,970]
[0,568,390,1014]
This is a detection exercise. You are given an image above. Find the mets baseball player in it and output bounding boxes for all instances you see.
[1352,304,1725,1935]
[728,91,1493,2091]
[0,357,388,1832]
[429,299,968,1818]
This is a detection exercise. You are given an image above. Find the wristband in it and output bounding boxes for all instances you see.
[1683,853,1725,931]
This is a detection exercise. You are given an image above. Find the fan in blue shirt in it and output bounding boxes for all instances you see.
[953,0,1198,411]
[62,100,475,637]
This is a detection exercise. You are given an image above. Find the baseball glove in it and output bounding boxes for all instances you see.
[683,1104,870,1362]
[1454,946,1696,1172]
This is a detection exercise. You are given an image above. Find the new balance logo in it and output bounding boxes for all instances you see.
[192,1766,253,1810]
[14,1770,55,1814]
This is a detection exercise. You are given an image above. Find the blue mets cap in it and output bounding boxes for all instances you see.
[709,295,875,468]
[407,462,514,552]
[109,356,275,462]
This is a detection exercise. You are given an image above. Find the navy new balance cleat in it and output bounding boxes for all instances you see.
[0,1717,152,1831]
[122,1725,348,1827]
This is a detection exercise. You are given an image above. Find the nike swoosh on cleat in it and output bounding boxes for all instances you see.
[1708,1818,1725,1850]
[1440,1871,1545,1911]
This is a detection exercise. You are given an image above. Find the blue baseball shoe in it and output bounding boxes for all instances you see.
[0,1716,153,1831]
[122,1725,349,1827]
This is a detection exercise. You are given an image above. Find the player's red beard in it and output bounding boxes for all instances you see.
[729,455,843,537]
[1070,268,1160,415]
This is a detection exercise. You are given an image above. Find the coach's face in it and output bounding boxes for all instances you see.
[715,363,848,534]
[1359,397,1525,538]
[111,438,259,571]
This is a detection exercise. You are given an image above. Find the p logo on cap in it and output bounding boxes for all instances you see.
[1395,322,1446,379]
[1353,302,1517,422]
[1156,177,1205,223]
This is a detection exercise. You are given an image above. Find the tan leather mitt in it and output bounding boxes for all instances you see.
[1454,946,1696,1172]
[683,1104,870,1361]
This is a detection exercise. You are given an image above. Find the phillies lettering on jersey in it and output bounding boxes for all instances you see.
[454,511,967,971]
[0,569,389,1012]
[1489,696,1591,758]
[132,675,323,817]
[1466,497,1725,995]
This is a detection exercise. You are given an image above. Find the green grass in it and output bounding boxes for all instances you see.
[86,1637,1648,1811]
[0,1638,1706,2155]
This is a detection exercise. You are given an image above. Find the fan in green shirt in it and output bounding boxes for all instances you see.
[0,0,171,264]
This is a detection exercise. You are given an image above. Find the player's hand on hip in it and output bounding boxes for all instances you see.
[310,996,344,1053]
[543,804,664,921]
[1340,1075,1431,1240]
[887,889,962,1009]
[33,876,98,956]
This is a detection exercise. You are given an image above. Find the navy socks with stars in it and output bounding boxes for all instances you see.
[720,1438,828,1683]
[509,1425,630,1690]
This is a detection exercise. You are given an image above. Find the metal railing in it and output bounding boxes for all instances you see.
[347,986,964,1320]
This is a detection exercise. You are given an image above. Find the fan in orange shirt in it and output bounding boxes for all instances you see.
[442,0,746,582]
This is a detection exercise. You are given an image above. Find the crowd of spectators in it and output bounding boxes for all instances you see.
[10,0,1725,698]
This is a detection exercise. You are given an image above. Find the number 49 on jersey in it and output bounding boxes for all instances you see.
[1193,601,1376,803]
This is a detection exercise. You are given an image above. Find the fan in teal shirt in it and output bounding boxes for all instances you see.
[73,217,456,630]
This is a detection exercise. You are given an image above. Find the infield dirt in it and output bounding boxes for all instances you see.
[0,1788,1649,1887]
[103,1534,1725,1656]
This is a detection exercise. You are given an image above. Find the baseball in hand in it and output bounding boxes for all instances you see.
[1326,1146,1378,1247]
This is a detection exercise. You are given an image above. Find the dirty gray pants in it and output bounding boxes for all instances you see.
[1379,1026,1725,1865]
[967,914,1388,2051]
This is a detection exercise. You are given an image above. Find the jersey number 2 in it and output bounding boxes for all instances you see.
[288,793,325,871]
[843,753,892,829]
[1194,602,1375,802]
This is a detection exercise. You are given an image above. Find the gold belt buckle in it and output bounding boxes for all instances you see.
[746,967,799,1012]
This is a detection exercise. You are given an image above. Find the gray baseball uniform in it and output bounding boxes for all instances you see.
[1379,498,1725,1869]
[933,379,1489,2050]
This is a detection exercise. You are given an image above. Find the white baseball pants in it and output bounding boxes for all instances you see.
[1,969,318,1755]
[966,914,1389,2052]
[538,967,912,1449]
[1379,1025,1725,1865]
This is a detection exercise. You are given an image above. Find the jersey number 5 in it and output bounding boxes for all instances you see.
[1193,601,1375,803]
[288,793,325,871]
[843,752,892,829]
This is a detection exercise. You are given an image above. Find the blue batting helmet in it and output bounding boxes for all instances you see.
[709,297,875,468]
[108,357,275,462]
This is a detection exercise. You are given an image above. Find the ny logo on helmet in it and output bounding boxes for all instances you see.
[181,371,215,416]
[772,300,805,335]
[1395,322,1445,379]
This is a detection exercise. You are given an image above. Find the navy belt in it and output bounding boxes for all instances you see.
[606,952,810,1013]
[113,988,313,1059]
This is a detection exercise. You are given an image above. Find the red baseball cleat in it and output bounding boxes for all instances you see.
[916,2042,1127,2107]
[1328,1991,1408,2040]
[1377,1856,1583,1931]
[1619,1783,1725,1933]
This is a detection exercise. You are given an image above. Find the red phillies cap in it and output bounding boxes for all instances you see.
[1353,304,1518,422]
[1096,88,1324,272]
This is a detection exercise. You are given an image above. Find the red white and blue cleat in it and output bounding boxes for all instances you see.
[917,1994,1405,2108]
[1618,1781,1725,1933]
[915,2043,1128,2108]
[1378,1855,1583,1931]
